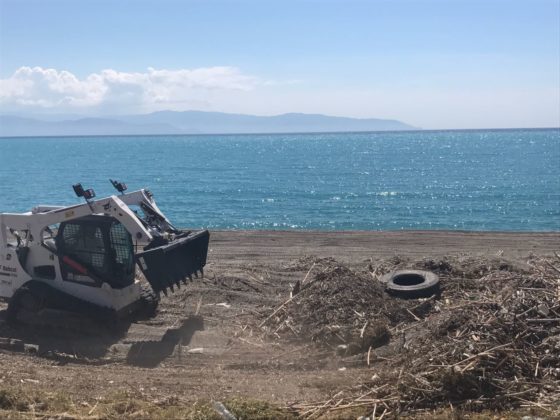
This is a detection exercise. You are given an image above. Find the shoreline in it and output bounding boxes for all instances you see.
[210,228,560,233]
[1,126,558,139]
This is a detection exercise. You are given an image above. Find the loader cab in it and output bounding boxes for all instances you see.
[55,215,136,289]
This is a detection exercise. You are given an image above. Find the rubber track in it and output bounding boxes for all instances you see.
[137,285,160,319]
[7,280,119,327]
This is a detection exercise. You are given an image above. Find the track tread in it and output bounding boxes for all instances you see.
[137,285,160,320]
[6,284,34,325]
[6,280,118,331]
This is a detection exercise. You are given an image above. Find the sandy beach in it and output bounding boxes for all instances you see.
[209,230,560,262]
[0,230,558,418]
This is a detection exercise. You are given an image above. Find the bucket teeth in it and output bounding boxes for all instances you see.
[136,229,209,295]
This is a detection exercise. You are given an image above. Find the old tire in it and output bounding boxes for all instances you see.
[381,270,440,298]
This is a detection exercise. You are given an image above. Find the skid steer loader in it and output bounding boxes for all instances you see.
[0,180,209,328]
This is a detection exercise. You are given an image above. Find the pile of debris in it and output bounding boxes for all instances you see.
[275,254,560,416]
[262,259,408,352]
[388,254,560,413]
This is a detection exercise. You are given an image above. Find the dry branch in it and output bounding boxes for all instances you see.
[282,255,560,417]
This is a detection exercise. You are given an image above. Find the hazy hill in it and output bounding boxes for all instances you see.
[0,115,180,137]
[0,111,416,137]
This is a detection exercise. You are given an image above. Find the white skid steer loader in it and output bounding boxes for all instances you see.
[0,180,209,328]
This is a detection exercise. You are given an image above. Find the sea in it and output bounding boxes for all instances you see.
[0,129,558,231]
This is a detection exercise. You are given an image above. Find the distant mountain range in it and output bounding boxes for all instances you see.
[0,111,416,137]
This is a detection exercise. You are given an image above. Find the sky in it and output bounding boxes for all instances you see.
[0,0,558,129]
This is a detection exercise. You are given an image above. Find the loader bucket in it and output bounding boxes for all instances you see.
[136,230,210,294]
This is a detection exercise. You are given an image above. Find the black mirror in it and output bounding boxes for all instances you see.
[110,179,127,194]
[73,183,85,197]
[73,183,95,200]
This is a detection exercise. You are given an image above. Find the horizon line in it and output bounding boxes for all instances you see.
[0,126,558,140]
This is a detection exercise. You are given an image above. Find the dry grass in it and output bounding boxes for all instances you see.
[0,387,300,419]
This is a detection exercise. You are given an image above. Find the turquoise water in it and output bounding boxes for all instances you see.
[0,129,558,231]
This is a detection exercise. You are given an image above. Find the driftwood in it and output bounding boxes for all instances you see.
[279,254,560,417]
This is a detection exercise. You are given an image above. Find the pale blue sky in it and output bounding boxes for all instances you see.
[0,0,559,128]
